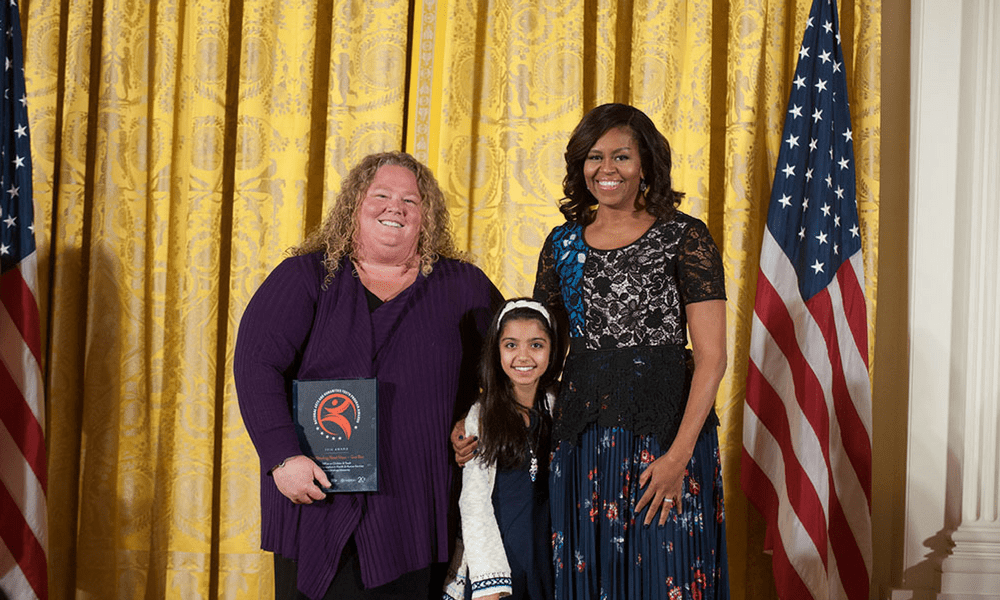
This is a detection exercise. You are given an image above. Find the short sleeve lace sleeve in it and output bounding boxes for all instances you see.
[677,217,726,304]
[532,229,563,314]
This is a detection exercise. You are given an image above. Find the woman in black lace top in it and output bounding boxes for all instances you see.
[534,103,730,600]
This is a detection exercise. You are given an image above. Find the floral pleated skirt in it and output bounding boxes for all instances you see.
[550,423,730,600]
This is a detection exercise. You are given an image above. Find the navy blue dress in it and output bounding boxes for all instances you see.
[466,412,553,600]
[534,216,731,600]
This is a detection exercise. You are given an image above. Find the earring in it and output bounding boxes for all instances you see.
[639,178,648,194]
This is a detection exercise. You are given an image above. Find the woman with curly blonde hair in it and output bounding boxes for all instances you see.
[236,151,501,600]
[295,152,465,282]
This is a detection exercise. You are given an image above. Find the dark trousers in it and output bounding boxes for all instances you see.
[274,538,447,600]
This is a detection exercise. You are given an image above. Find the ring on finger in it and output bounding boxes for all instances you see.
[662,497,674,505]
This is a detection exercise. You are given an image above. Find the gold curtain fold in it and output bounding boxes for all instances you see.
[23,0,883,598]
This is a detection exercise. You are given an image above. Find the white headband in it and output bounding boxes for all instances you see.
[498,300,552,327]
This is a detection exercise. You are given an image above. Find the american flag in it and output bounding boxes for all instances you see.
[0,1,48,599]
[741,0,872,599]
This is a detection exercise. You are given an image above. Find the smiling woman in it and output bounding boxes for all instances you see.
[234,152,502,600]
[352,164,426,301]
[583,126,645,215]
[294,153,465,286]
[355,165,423,268]
[534,104,730,600]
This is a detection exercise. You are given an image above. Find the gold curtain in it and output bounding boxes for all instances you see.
[23,0,881,598]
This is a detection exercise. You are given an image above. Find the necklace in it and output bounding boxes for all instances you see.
[526,409,541,483]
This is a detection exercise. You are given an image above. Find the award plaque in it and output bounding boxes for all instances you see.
[292,378,378,492]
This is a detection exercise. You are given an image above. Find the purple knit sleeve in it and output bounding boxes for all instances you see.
[234,255,323,473]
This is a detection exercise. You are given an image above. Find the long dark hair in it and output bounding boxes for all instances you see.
[477,298,562,470]
[560,103,684,224]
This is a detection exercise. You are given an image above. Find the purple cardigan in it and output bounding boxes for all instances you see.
[234,253,499,599]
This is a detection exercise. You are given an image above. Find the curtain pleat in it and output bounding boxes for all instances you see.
[21,0,882,598]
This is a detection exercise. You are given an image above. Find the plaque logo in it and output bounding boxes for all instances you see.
[313,390,360,441]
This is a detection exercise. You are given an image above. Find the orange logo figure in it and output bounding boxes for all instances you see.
[316,391,358,440]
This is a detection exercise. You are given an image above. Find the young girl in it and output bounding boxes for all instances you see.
[443,298,562,600]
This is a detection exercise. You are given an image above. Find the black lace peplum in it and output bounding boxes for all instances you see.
[534,212,726,449]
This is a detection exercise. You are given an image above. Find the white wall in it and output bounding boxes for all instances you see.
[895,1,1000,599]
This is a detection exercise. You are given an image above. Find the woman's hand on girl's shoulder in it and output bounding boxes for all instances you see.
[450,419,478,467]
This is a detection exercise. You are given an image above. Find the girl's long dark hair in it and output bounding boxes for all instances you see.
[477,299,562,470]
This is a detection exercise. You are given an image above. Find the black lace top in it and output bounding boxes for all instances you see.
[533,212,726,448]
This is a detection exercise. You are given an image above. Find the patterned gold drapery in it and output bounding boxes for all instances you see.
[23,0,881,598]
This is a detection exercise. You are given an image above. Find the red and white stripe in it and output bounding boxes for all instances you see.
[1,251,49,600]
[742,230,872,600]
